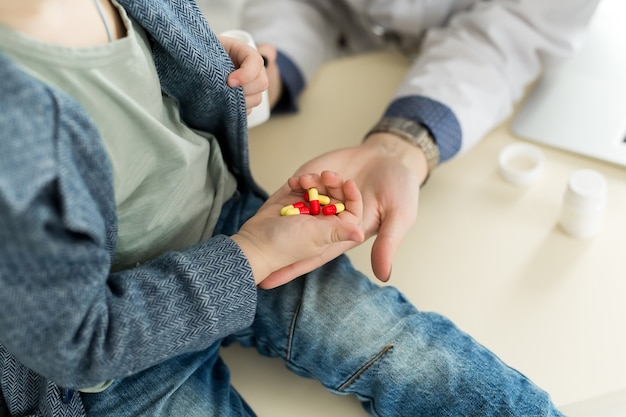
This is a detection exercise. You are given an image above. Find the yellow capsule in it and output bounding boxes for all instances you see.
[304,191,330,205]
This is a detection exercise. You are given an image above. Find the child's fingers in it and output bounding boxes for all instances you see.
[241,73,269,97]
[339,179,363,219]
[244,92,263,114]
[287,176,303,192]
[319,170,345,201]
[318,171,362,220]
[287,172,362,214]
[227,48,265,88]
[291,171,342,197]
[288,173,321,193]
[332,219,364,245]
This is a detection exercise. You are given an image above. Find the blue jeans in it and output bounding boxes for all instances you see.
[82,191,564,416]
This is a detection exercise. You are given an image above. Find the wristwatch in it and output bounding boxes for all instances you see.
[365,117,439,173]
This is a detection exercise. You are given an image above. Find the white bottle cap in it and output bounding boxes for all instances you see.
[498,143,545,186]
[220,29,270,129]
[565,168,607,205]
[559,169,607,238]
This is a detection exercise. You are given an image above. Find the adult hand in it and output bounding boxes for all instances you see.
[231,171,365,289]
[291,133,429,282]
[218,35,269,114]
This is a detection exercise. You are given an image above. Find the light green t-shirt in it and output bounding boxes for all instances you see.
[0,3,237,270]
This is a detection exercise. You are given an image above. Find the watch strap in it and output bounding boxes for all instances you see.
[365,117,439,173]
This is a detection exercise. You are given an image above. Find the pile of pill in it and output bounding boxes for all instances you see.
[280,187,345,216]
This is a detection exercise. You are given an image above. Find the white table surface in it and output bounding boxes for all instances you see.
[220,50,626,416]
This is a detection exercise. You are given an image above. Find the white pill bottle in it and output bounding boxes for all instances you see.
[559,169,607,238]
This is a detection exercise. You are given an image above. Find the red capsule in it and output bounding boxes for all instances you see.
[280,201,306,216]
[282,206,311,216]
[309,200,320,215]
[322,203,345,215]
[308,188,321,215]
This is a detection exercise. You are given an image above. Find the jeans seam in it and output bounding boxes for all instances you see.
[285,298,302,361]
[337,344,394,392]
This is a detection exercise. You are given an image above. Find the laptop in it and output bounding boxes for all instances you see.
[511,0,626,167]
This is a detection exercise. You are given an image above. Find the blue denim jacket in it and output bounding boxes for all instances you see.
[0,1,266,415]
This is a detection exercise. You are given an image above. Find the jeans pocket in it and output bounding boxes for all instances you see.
[337,344,394,392]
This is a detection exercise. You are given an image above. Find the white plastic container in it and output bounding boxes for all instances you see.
[498,142,545,186]
[559,169,607,238]
[220,29,270,128]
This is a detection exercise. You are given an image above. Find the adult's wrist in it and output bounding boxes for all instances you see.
[361,131,430,187]
[364,117,439,186]
[364,117,439,173]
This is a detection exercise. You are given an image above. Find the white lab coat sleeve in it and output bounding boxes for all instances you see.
[396,0,601,157]
[241,0,341,85]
